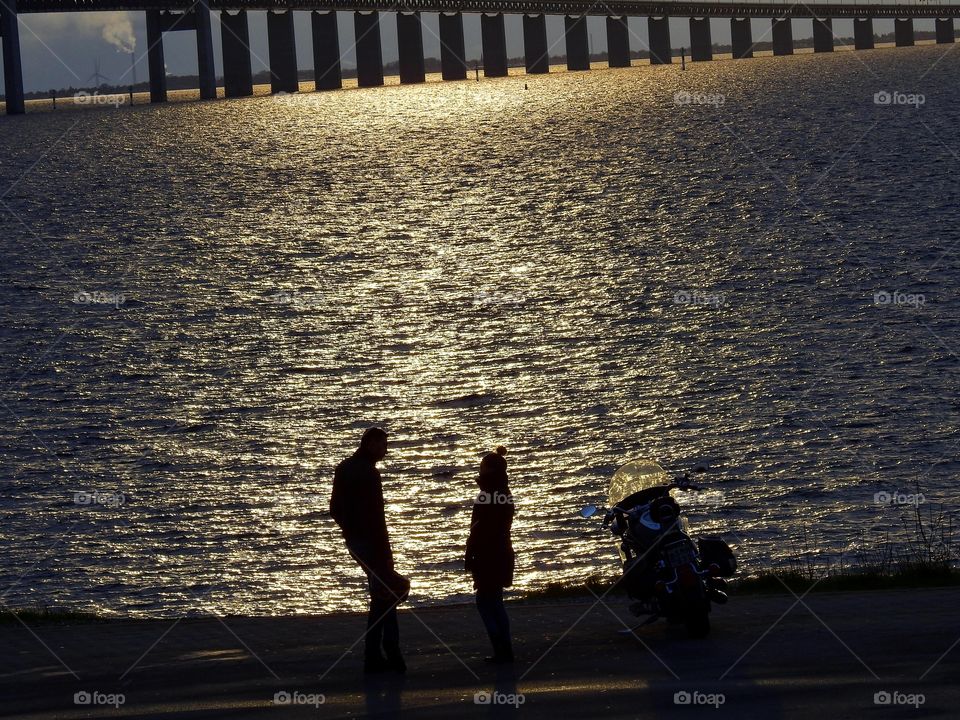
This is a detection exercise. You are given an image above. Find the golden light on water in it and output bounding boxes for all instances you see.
[2,49,957,616]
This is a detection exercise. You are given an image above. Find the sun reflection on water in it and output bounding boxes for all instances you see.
[1,50,958,616]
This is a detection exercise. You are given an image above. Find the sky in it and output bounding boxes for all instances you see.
[4,11,911,94]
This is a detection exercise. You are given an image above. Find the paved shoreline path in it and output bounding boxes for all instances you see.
[2,587,958,718]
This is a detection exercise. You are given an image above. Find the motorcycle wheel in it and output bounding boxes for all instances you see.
[685,607,711,638]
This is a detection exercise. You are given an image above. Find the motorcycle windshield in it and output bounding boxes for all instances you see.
[608,458,670,507]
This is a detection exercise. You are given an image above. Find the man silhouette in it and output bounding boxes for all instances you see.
[330,427,407,673]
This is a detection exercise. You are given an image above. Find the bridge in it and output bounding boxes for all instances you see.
[2,0,958,114]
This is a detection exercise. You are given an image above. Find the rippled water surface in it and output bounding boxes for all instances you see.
[2,47,959,616]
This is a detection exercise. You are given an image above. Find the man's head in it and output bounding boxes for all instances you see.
[359,427,388,461]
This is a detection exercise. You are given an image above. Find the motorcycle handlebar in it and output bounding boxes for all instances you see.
[586,477,704,522]
[604,482,701,515]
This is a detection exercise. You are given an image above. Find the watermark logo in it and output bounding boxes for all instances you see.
[269,291,300,306]
[694,489,726,504]
[273,690,326,707]
[873,290,924,308]
[474,691,525,707]
[674,690,725,708]
[874,490,926,507]
[673,290,725,307]
[74,91,128,109]
[476,491,514,506]
[73,490,126,508]
[874,690,925,708]
[74,690,125,708]
[674,91,726,107]
[267,290,326,310]
[473,291,525,308]
[73,290,126,308]
[874,90,925,108]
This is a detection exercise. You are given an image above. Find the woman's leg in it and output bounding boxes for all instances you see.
[477,587,512,660]
[490,588,513,659]
[477,588,500,653]
[476,588,499,646]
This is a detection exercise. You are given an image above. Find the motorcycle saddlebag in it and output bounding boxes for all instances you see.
[698,536,737,577]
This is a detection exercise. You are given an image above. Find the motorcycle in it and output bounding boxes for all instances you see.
[581,458,736,638]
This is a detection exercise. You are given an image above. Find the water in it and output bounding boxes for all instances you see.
[1,48,958,617]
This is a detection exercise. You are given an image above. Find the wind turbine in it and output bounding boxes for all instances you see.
[88,58,110,90]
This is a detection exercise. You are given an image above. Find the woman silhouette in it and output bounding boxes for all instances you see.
[464,446,515,663]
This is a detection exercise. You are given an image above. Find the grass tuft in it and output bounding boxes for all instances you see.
[0,607,105,625]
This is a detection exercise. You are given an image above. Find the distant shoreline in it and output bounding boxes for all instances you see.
[2,37,939,111]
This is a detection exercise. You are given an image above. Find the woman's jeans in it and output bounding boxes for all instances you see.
[476,587,512,659]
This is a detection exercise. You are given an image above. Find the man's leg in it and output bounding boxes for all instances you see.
[380,604,403,670]
[350,544,404,672]
[367,592,404,671]
[365,594,388,663]
[381,605,399,653]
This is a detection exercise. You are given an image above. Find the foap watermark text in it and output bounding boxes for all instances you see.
[874,290,924,308]
[874,490,926,507]
[874,90,925,108]
[74,691,125,708]
[674,91,726,107]
[674,690,725,708]
[74,490,126,508]
[273,690,326,708]
[673,290,725,307]
[474,690,525,707]
[874,690,925,708]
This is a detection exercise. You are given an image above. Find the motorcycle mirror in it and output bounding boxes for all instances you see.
[580,504,599,518]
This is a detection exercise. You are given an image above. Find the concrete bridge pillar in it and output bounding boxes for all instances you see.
[354,11,383,86]
[731,18,753,59]
[648,16,671,64]
[813,17,833,53]
[523,14,549,74]
[771,18,793,56]
[221,11,253,97]
[854,17,874,49]
[936,18,955,44]
[267,11,298,93]
[689,17,712,61]
[481,13,508,77]
[439,12,467,80]
[606,16,630,68]
[895,18,914,47]
[397,12,425,84]
[565,15,590,71]
[145,10,167,103]
[312,11,341,90]
[0,0,25,115]
[144,8,215,103]
[195,0,216,99]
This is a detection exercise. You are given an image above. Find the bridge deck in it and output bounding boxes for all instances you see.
[14,0,960,19]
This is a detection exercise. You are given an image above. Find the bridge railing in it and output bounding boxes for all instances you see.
[14,0,960,15]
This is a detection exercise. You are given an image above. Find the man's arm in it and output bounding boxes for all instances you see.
[330,464,355,536]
